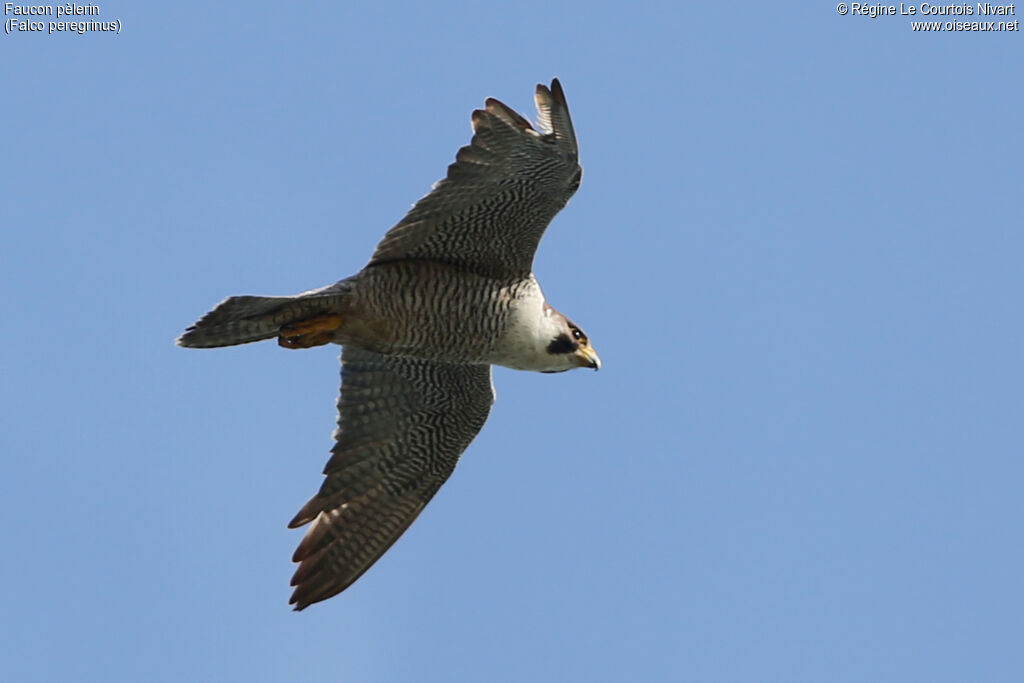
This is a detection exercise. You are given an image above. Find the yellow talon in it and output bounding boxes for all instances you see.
[278,314,342,349]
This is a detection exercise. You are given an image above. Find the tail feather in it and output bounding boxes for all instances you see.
[177,293,345,349]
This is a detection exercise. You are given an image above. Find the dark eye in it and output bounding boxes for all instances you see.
[571,328,583,340]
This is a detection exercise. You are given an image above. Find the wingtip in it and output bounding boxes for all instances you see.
[289,588,313,611]
[533,78,577,155]
[470,108,488,131]
[175,327,195,347]
[287,497,318,530]
[483,97,535,131]
[537,78,565,100]
[550,78,567,107]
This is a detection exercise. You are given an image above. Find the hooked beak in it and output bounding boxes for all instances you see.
[575,345,601,371]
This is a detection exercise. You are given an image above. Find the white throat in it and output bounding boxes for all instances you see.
[493,277,569,371]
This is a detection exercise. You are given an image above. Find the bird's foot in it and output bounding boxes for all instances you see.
[278,314,343,349]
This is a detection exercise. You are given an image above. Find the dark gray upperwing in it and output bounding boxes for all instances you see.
[287,347,494,609]
[367,79,581,280]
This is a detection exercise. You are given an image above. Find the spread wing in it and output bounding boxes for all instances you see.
[367,79,581,280]
[287,347,494,609]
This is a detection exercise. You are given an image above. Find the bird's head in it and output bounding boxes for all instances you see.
[541,312,601,373]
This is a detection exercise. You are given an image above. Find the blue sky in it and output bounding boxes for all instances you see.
[3,2,1022,681]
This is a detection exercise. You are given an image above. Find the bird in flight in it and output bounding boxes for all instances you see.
[178,79,599,610]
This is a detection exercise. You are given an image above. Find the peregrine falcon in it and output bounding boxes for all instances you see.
[178,79,599,610]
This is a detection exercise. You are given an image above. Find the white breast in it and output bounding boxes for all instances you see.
[491,277,566,371]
